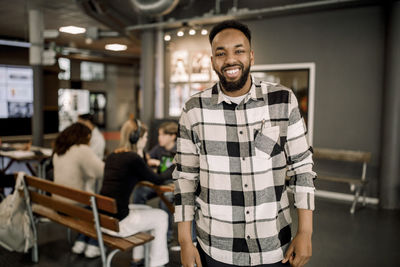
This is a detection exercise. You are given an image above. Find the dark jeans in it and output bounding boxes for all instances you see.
[197,243,290,267]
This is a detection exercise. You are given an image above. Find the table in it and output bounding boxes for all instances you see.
[0,145,52,178]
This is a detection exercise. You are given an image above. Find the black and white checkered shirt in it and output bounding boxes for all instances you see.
[173,76,316,266]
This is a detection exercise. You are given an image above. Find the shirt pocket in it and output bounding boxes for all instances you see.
[253,125,281,159]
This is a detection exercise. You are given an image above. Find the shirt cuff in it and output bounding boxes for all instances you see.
[174,205,195,222]
[294,191,315,210]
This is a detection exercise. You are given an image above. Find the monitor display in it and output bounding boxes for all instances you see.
[0,65,33,118]
[58,88,90,131]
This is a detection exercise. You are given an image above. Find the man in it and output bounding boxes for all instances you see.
[173,20,316,267]
[78,113,105,160]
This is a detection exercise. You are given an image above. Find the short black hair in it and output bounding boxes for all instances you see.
[78,113,94,123]
[209,20,251,45]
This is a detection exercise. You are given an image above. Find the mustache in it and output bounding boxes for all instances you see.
[221,63,244,72]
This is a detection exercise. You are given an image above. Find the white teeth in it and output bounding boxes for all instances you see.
[226,69,239,74]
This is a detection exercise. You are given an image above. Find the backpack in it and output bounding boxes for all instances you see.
[0,172,34,252]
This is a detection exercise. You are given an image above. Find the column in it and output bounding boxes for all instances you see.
[140,29,155,126]
[380,2,400,209]
[29,1,44,146]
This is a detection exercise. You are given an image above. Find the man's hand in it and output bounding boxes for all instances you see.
[282,231,312,267]
[180,241,202,267]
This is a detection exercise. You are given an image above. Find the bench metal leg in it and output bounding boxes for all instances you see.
[362,185,367,207]
[144,242,150,267]
[31,243,39,263]
[350,186,361,214]
[106,249,119,267]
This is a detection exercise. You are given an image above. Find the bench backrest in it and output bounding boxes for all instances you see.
[22,174,120,232]
[314,148,371,163]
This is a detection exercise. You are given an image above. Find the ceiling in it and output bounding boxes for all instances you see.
[0,0,382,64]
[0,0,141,62]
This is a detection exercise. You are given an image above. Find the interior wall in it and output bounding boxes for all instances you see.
[164,5,385,197]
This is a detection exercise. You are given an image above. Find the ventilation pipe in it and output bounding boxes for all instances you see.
[130,0,179,16]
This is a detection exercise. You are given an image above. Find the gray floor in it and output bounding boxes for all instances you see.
[1,198,399,267]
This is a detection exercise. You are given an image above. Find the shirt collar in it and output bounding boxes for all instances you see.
[211,75,265,105]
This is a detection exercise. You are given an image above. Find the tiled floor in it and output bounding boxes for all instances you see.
[1,198,400,267]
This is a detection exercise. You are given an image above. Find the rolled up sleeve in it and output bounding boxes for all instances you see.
[284,91,316,210]
[173,107,200,222]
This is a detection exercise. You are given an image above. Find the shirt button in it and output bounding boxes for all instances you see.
[247,235,250,239]
[239,131,243,134]
[242,157,245,161]
[244,184,248,187]
[246,211,250,214]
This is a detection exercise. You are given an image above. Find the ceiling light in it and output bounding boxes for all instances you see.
[201,29,208,35]
[177,30,184,37]
[59,26,86,34]
[189,29,196,35]
[105,44,127,51]
[164,34,171,41]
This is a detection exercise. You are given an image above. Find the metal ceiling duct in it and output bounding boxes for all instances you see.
[130,0,179,16]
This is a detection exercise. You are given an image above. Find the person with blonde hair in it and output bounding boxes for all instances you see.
[133,120,179,243]
[100,118,171,267]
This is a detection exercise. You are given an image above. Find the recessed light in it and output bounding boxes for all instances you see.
[105,43,127,51]
[164,34,171,41]
[201,29,208,35]
[177,30,184,37]
[59,26,86,34]
[189,29,196,35]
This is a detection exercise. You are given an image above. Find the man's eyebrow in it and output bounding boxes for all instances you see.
[215,43,244,50]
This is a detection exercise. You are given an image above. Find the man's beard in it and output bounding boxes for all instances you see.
[215,63,251,92]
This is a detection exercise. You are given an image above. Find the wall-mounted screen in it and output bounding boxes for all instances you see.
[0,65,33,118]
[80,61,104,81]
[58,88,90,131]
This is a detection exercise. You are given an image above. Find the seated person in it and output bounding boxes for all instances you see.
[78,113,106,160]
[52,123,104,258]
[100,118,170,267]
[146,121,178,173]
[133,121,178,242]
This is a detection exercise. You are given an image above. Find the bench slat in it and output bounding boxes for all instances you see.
[317,175,366,185]
[33,205,154,251]
[314,148,371,163]
[29,191,119,232]
[24,175,117,214]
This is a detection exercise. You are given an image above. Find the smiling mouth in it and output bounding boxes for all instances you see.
[223,67,241,79]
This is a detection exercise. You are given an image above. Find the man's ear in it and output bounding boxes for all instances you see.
[250,50,254,66]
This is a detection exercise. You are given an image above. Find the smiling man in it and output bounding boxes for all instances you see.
[173,20,316,267]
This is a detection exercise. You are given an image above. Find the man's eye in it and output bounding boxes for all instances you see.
[216,52,225,57]
[236,50,245,54]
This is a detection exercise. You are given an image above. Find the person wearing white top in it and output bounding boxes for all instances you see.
[53,123,104,258]
[78,113,106,160]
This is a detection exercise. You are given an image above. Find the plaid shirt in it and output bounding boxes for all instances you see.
[173,76,316,266]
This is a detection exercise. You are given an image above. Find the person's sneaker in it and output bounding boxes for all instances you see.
[84,244,101,258]
[71,241,86,254]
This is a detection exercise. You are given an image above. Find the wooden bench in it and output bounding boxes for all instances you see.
[18,173,154,267]
[313,148,372,214]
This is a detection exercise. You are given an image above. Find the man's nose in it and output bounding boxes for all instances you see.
[225,51,238,65]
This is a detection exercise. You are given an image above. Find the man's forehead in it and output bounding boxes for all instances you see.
[211,28,249,48]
